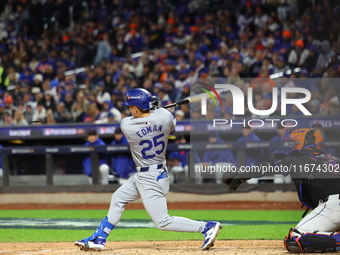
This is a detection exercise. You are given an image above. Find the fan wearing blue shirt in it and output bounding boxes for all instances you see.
[110,128,136,185]
[82,130,110,185]
[167,135,189,184]
[19,68,34,85]
[270,122,290,160]
[203,132,235,184]
[236,125,263,166]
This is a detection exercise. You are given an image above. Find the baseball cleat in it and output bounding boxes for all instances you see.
[201,221,222,250]
[74,236,106,251]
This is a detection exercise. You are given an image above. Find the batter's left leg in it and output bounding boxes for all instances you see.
[75,175,140,251]
[106,175,141,225]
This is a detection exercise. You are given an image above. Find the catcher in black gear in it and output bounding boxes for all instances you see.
[222,128,340,253]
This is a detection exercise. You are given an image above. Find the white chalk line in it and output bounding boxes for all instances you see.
[1,250,122,255]
[0,249,73,254]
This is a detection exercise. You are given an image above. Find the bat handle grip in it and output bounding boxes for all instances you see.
[163,99,190,109]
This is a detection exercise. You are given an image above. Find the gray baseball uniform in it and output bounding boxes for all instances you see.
[106,108,206,232]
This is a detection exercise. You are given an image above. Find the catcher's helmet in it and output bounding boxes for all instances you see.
[122,88,152,110]
[287,128,324,151]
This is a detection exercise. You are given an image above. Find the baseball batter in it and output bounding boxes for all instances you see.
[75,88,222,251]
[223,128,340,253]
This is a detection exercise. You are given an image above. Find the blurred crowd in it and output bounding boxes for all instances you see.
[0,0,340,126]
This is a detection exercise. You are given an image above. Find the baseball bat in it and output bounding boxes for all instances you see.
[163,88,226,108]
[163,99,190,109]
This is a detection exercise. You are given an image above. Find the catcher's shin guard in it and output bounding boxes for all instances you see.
[284,228,338,253]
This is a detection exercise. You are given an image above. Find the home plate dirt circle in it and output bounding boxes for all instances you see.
[1,240,290,255]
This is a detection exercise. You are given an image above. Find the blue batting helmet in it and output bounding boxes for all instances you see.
[122,88,152,110]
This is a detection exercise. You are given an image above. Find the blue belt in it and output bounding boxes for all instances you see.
[139,164,164,172]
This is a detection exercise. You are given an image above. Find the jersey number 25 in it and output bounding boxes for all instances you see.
[139,133,165,159]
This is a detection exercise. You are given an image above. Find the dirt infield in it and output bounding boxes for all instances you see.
[0,240,290,255]
[0,240,328,255]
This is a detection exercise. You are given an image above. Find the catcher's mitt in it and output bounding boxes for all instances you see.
[221,171,251,192]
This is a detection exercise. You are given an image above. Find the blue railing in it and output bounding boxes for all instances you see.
[0,116,339,140]
[1,140,339,188]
